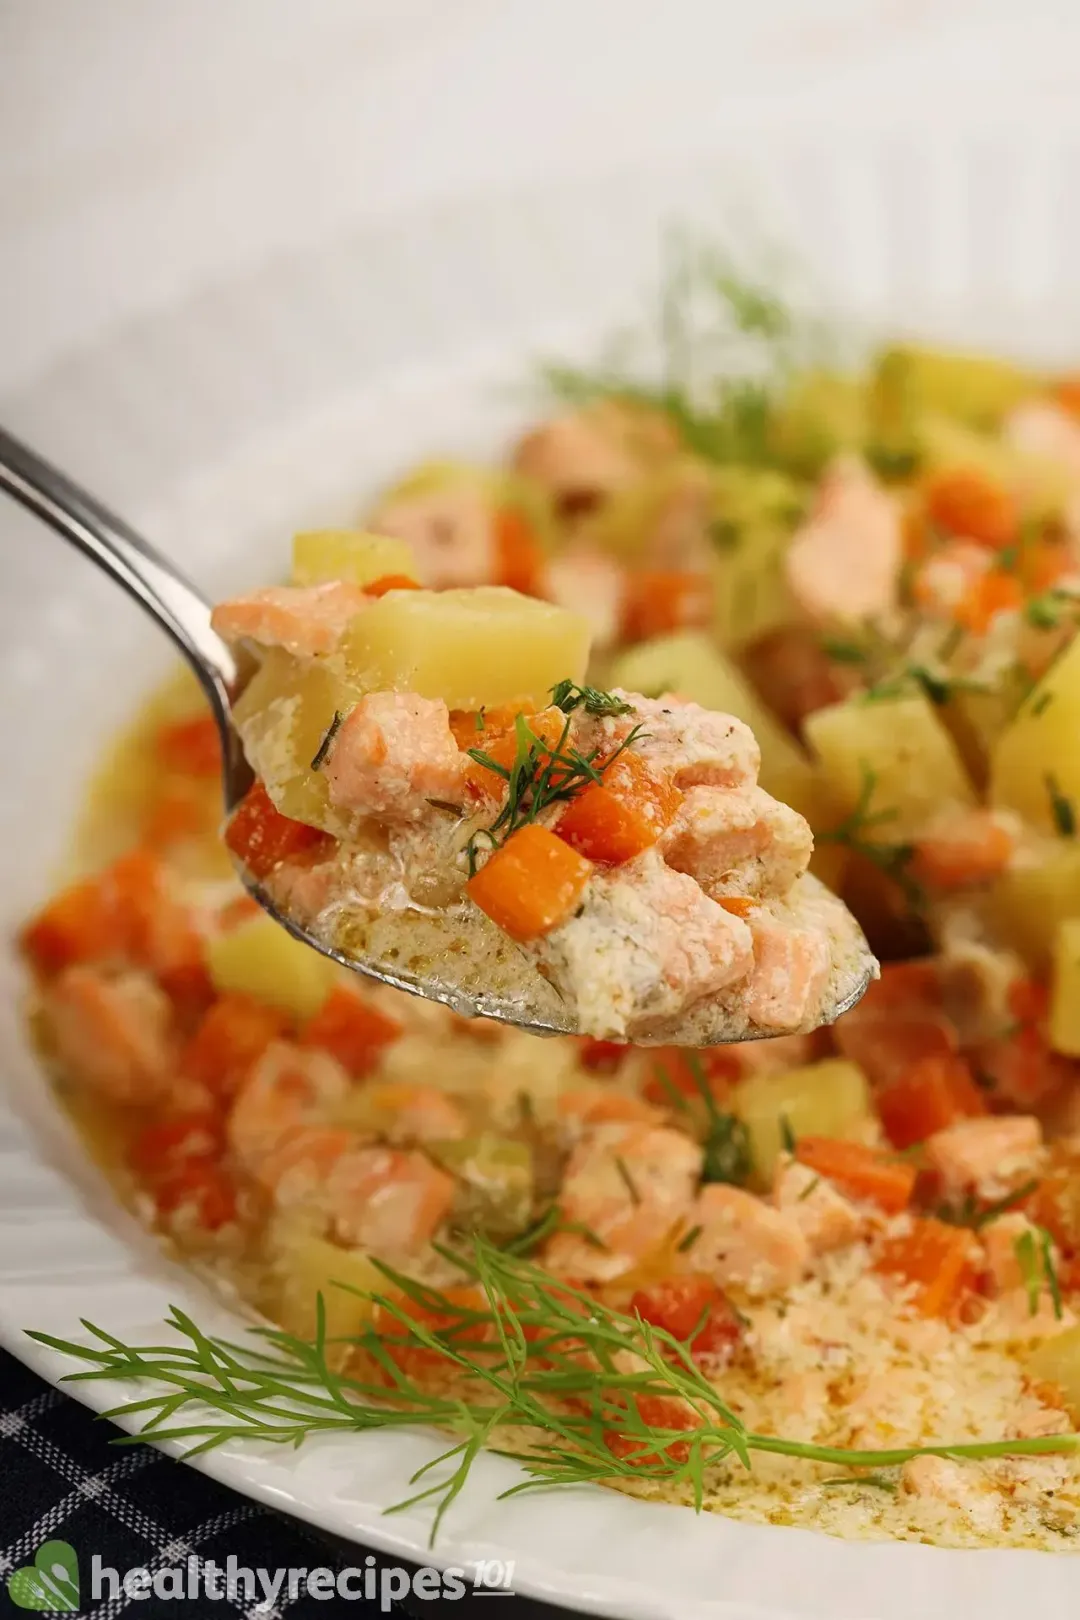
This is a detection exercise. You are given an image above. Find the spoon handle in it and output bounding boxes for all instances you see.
[0,423,241,721]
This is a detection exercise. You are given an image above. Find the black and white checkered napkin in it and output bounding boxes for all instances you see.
[0,1348,567,1618]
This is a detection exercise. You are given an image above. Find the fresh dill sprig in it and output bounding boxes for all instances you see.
[28,1235,1080,1546]
[541,235,822,468]
[815,766,923,909]
[1025,587,1080,631]
[662,1054,752,1187]
[1014,1226,1063,1320]
[465,712,645,873]
[549,680,634,719]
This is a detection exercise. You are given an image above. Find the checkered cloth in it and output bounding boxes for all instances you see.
[0,1348,559,1617]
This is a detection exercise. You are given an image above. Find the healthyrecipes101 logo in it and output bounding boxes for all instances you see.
[6,1539,80,1611]
[6,1537,516,1610]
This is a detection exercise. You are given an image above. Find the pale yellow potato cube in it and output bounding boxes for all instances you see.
[342,586,590,711]
[991,635,1080,834]
[985,843,1080,973]
[291,529,419,588]
[233,648,366,831]
[206,912,338,1021]
[804,692,976,841]
[1050,919,1080,1057]
[275,1228,381,1341]
[1028,1324,1080,1420]
[734,1059,871,1185]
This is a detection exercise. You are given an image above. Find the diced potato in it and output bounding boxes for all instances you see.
[425,1135,534,1241]
[711,521,796,651]
[291,529,419,588]
[1028,1324,1080,1420]
[1050,919,1080,1058]
[608,631,846,890]
[991,635,1080,834]
[734,1059,871,1185]
[233,647,367,832]
[577,460,708,564]
[872,344,1038,433]
[341,586,590,711]
[275,1227,381,1340]
[804,692,976,841]
[206,912,339,1021]
[985,843,1080,972]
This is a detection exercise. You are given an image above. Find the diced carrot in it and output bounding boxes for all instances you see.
[870,959,945,1009]
[463,708,565,800]
[794,1136,916,1214]
[630,1276,744,1363]
[1023,537,1073,594]
[182,993,289,1099]
[578,1038,630,1074]
[448,704,519,752]
[876,1217,976,1316]
[20,877,125,976]
[217,894,262,932]
[371,1284,492,1375]
[129,1110,224,1178]
[301,985,403,1077]
[621,570,713,643]
[955,569,1024,635]
[876,1054,987,1150]
[365,574,421,598]
[604,1393,702,1466]
[923,467,1019,551]
[154,714,222,777]
[554,782,658,865]
[717,896,757,918]
[1053,376,1080,418]
[909,810,1014,891]
[494,507,545,597]
[142,780,215,851]
[466,825,593,942]
[1008,977,1051,1026]
[974,1024,1071,1110]
[153,1159,236,1230]
[224,780,333,880]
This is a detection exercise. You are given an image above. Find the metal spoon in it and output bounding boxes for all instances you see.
[0,424,875,1041]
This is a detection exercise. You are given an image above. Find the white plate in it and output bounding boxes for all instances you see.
[4,136,1080,1620]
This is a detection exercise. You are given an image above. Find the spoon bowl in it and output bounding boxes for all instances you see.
[0,423,876,1042]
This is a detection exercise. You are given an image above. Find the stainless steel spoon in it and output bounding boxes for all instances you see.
[0,424,875,1041]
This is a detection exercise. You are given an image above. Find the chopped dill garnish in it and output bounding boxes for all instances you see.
[676,1223,704,1253]
[1046,772,1077,838]
[936,1178,1038,1231]
[549,680,634,718]
[820,637,868,666]
[30,1233,1080,1547]
[613,1155,642,1206]
[475,708,486,732]
[779,1114,797,1154]
[797,1175,821,1203]
[541,235,823,469]
[1014,1224,1063,1320]
[426,798,464,816]
[816,766,923,908]
[310,710,343,770]
[1025,588,1079,631]
[1030,691,1054,718]
[651,1062,690,1114]
[465,711,646,873]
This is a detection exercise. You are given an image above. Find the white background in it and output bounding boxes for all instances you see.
[3,0,1080,395]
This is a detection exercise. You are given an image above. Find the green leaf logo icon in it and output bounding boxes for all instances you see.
[6,1539,80,1611]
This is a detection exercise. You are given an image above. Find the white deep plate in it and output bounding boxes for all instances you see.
[4,135,1080,1620]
